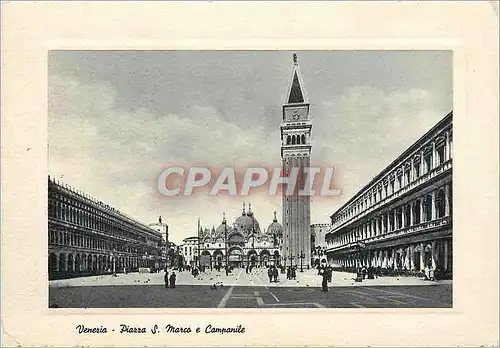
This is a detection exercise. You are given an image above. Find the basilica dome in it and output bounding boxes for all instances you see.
[233,203,261,238]
[215,221,232,238]
[267,211,283,236]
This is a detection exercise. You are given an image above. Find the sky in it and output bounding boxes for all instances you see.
[48,50,452,244]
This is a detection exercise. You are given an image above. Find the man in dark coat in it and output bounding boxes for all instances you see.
[272,266,279,282]
[268,266,273,283]
[164,270,169,288]
[321,269,329,292]
[169,272,176,288]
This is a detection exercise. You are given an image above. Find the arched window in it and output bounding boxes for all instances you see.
[405,204,411,227]
[414,158,421,178]
[424,195,433,221]
[436,189,446,218]
[292,135,296,145]
[424,150,433,173]
[287,135,291,145]
[396,207,403,229]
[413,201,421,224]
[301,134,306,144]
[436,144,445,166]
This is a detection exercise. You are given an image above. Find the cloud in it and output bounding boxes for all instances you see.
[49,74,284,243]
[310,85,448,217]
[49,52,452,244]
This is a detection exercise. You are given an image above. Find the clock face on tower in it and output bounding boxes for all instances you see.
[284,106,308,122]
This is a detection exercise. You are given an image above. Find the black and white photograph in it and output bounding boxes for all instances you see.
[2,2,498,347]
[48,50,453,308]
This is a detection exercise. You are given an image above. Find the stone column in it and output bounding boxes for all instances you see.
[445,131,451,161]
[405,247,410,270]
[444,241,449,271]
[410,245,415,270]
[410,161,414,183]
[419,243,425,270]
[445,184,451,216]
[420,150,425,174]
[431,241,437,269]
[419,199,425,222]
[393,209,398,230]
[431,191,437,220]
[401,208,406,228]
[449,133,453,159]
[410,202,414,226]
[432,141,437,169]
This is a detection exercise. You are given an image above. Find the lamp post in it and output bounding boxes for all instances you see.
[298,251,305,272]
[281,255,287,274]
[223,212,229,276]
[197,218,201,270]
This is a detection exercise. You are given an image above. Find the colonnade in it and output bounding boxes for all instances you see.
[48,251,154,275]
[330,238,452,273]
[328,184,451,248]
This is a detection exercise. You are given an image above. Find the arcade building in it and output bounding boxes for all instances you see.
[48,177,164,280]
[325,111,453,278]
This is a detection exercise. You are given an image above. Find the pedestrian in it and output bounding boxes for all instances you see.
[268,266,273,283]
[292,266,297,280]
[424,265,430,280]
[429,266,436,281]
[272,266,279,283]
[169,272,176,288]
[286,267,291,280]
[321,269,329,292]
[164,270,169,288]
[327,267,332,283]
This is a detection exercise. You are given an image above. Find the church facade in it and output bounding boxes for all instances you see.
[280,54,312,269]
[193,203,283,269]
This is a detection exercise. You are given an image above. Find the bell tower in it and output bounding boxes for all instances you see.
[280,53,312,269]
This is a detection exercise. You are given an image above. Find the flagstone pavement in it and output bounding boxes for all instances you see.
[50,267,451,288]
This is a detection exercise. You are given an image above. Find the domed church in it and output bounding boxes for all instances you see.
[197,203,283,269]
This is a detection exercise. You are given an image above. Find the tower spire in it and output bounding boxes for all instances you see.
[242,201,246,215]
[273,211,277,222]
[286,53,307,104]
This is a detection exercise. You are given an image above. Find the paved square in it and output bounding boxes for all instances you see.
[49,269,452,308]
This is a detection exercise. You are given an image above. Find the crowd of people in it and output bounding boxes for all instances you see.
[353,264,439,282]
